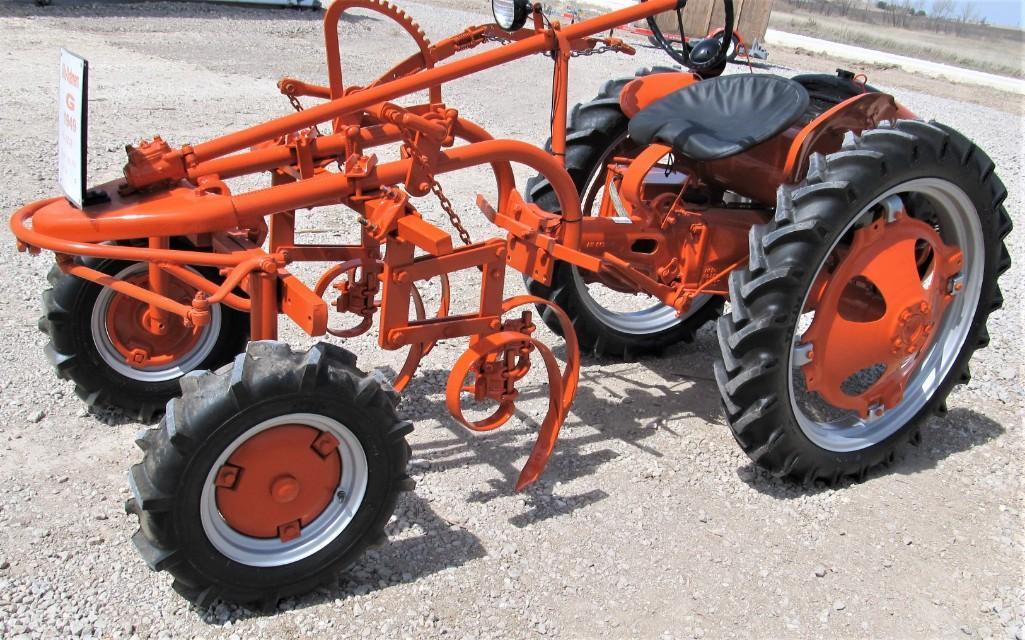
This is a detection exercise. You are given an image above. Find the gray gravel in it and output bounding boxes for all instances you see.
[0,1,1023,639]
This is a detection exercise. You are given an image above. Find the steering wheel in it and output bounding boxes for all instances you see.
[647,0,735,77]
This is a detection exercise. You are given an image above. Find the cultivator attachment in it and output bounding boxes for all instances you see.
[11,0,1008,610]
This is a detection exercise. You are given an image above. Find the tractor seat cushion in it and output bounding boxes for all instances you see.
[627,74,810,162]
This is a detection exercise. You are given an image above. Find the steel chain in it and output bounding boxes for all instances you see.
[484,34,620,57]
[402,131,473,246]
[287,93,305,112]
[284,92,322,136]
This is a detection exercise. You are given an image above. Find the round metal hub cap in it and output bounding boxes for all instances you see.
[91,263,223,382]
[215,424,342,540]
[200,413,369,567]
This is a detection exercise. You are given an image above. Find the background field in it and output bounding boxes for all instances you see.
[771,0,1025,78]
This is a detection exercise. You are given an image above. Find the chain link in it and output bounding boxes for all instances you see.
[402,131,473,246]
[286,93,305,112]
[484,34,621,57]
[284,91,322,136]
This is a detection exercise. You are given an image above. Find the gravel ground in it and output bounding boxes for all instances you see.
[0,1,1023,639]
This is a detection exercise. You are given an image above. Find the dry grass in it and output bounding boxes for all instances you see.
[771,9,1025,79]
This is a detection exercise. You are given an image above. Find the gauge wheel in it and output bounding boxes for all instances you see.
[126,341,414,609]
[40,255,249,422]
[716,121,1011,483]
[525,69,724,359]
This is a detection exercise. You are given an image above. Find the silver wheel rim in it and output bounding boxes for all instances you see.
[571,267,711,333]
[200,413,369,567]
[788,178,984,452]
[90,263,222,383]
[569,132,711,336]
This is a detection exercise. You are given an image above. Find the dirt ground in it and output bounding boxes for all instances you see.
[0,1,1022,639]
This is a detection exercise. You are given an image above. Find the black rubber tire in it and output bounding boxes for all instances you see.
[126,341,414,609]
[39,257,250,423]
[715,120,1012,484]
[791,73,881,123]
[525,69,724,359]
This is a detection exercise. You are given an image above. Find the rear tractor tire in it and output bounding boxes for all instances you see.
[526,70,724,359]
[716,120,1011,483]
[39,257,249,422]
[126,341,414,608]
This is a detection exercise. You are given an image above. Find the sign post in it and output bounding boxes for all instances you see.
[58,49,88,208]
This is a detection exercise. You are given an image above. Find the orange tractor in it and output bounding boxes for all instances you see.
[11,0,1010,608]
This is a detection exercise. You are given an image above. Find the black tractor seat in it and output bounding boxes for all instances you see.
[628,74,811,162]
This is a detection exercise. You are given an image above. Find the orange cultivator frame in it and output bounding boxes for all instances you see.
[11,0,702,489]
[7,0,909,488]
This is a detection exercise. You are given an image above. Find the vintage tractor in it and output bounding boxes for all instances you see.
[11,0,1010,608]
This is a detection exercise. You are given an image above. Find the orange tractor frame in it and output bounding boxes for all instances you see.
[10,0,1009,609]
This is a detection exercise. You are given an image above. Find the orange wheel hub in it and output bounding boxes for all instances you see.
[104,271,204,369]
[800,208,963,417]
[215,425,342,540]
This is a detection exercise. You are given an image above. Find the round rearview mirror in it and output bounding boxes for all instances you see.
[492,0,529,31]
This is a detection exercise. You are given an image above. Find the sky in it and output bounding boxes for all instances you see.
[933,0,1024,28]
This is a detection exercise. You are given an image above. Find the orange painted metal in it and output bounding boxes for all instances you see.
[445,295,580,491]
[782,92,901,181]
[618,72,700,118]
[800,210,963,417]
[584,145,767,313]
[8,0,921,490]
[104,269,205,369]
[662,92,903,204]
[215,424,342,540]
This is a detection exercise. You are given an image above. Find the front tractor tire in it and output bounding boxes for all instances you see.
[40,258,249,422]
[526,69,723,359]
[127,341,414,609]
[716,120,1011,483]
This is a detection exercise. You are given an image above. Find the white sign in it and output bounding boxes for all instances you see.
[58,49,87,208]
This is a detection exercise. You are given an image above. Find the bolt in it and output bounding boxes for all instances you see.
[214,465,240,489]
[336,490,347,502]
[277,521,301,543]
[919,302,929,313]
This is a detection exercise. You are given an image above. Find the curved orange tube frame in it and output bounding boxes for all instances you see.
[9,0,692,489]
[6,0,919,489]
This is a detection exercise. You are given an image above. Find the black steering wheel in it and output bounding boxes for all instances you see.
[647,0,735,77]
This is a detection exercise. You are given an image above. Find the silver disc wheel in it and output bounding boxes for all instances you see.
[788,178,984,452]
[90,262,223,383]
[200,412,369,567]
[570,132,710,335]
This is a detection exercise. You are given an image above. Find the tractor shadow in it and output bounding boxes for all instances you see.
[194,491,486,622]
[734,407,1006,499]
[399,334,726,527]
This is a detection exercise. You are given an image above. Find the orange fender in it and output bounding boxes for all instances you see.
[618,72,700,119]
